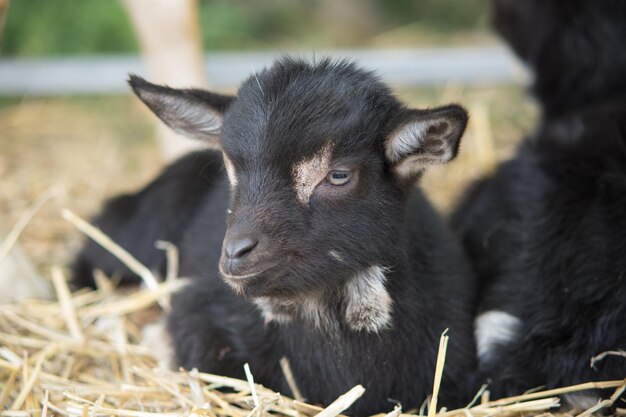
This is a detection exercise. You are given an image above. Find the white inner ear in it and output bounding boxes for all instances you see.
[385,119,429,163]
[141,90,223,141]
[386,118,454,178]
[344,265,393,333]
[164,94,223,140]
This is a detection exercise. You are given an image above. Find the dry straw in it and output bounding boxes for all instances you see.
[0,211,624,416]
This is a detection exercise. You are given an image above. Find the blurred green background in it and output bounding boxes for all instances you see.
[2,0,489,56]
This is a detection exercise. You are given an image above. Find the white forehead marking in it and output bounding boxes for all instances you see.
[475,310,521,363]
[344,265,393,333]
[223,153,238,187]
[291,142,334,204]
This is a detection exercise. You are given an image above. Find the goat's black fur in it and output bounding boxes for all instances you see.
[72,58,477,415]
[453,102,626,399]
[492,0,626,117]
[452,0,626,406]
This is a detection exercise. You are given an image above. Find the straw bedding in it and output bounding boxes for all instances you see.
[0,213,625,417]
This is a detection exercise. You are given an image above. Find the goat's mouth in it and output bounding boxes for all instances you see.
[218,259,279,281]
[218,259,293,298]
[219,267,272,280]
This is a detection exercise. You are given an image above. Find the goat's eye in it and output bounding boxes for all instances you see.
[326,170,352,186]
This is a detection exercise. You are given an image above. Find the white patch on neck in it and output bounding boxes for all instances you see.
[223,153,238,187]
[252,265,393,334]
[254,298,294,325]
[254,294,336,332]
[344,265,393,333]
[475,310,521,362]
[291,142,334,204]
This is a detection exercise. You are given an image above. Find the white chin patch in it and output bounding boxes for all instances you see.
[141,319,175,370]
[475,310,521,362]
[344,265,393,333]
[253,298,294,325]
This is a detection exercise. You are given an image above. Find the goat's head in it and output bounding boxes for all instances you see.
[492,0,626,114]
[130,59,467,327]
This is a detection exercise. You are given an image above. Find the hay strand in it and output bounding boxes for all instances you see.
[0,187,60,263]
[314,385,365,417]
[61,209,162,301]
[1,268,624,417]
[279,357,303,402]
[51,267,84,344]
[243,363,259,408]
[428,329,449,417]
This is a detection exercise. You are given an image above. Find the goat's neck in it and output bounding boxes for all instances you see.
[253,265,396,334]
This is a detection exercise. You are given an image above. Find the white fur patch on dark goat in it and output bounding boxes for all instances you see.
[292,142,334,204]
[475,310,521,362]
[223,154,238,187]
[254,294,335,331]
[343,265,393,333]
[254,298,294,325]
[329,250,346,263]
[253,266,392,333]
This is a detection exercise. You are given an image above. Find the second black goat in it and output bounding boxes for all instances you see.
[453,0,626,409]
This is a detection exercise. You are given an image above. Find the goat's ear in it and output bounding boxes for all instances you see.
[128,75,234,144]
[385,105,468,181]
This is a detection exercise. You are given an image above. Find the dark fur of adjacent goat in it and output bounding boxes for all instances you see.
[72,58,478,414]
[452,0,626,409]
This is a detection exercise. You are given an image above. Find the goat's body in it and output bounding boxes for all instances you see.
[74,150,476,414]
[452,100,626,397]
[72,150,228,288]
[452,1,626,403]
[170,185,476,414]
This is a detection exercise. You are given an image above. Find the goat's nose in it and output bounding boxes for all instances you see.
[224,236,258,259]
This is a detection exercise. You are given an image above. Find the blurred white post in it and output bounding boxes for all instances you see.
[121,0,208,161]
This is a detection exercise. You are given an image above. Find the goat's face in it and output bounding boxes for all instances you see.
[129,59,467,300]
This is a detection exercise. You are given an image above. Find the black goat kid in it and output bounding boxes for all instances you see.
[72,59,477,415]
[452,0,626,409]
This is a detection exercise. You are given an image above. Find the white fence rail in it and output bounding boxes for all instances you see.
[0,47,527,96]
